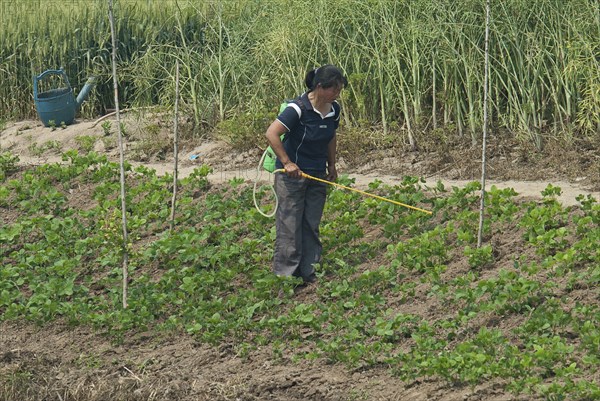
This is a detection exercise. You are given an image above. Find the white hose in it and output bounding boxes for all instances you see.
[252,150,278,218]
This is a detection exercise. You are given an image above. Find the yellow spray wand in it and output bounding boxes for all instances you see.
[274,169,432,215]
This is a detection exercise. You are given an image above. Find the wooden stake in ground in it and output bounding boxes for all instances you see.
[108,0,130,308]
[170,60,180,232]
[478,0,491,248]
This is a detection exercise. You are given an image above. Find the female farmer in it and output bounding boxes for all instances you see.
[265,65,347,284]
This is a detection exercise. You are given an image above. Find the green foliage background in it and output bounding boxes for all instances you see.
[1,0,598,143]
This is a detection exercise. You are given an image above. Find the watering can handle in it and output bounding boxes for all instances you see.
[33,69,71,98]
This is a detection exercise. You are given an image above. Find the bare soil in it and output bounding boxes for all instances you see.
[1,320,532,401]
[1,115,598,400]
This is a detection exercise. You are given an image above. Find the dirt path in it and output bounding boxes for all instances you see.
[144,162,599,207]
[2,118,598,207]
[12,154,599,207]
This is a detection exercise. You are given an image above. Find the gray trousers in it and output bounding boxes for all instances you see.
[273,172,327,281]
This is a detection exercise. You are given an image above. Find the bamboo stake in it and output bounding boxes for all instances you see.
[170,60,180,232]
[108,0,129,308]
[432,52,437,131]
[477,0,491,248]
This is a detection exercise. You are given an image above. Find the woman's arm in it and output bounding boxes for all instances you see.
[265,120,302,178]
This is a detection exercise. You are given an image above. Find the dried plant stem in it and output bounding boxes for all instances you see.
[170,60,180,232]
[478,0,491,248]
[108,0,129,308]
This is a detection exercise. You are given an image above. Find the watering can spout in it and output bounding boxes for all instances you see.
[76,76,97,109]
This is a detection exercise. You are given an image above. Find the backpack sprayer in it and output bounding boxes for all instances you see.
[253,148,433,217]
[252,101,289,218]
[252,149,280,218]
[253,101,432,217]
[274,169,432,215]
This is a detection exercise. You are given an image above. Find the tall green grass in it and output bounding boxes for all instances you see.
[1,0,598,144]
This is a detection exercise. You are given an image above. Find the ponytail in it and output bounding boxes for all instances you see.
[304,65,347,92]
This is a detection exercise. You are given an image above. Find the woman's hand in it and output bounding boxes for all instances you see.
[326,164,338,182]
[284,161,303,179]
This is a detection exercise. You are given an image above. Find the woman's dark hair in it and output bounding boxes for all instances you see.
[305,64,348,91]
